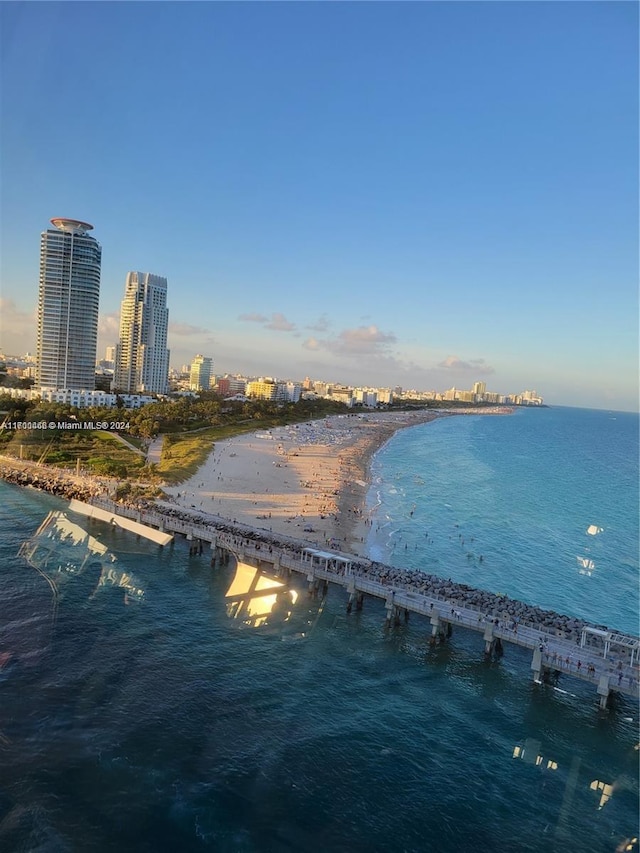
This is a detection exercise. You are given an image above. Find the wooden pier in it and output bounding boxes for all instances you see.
[83,498,640,711]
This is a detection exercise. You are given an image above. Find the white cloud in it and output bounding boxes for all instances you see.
[239,312,296,332]
[438,355,495,375]
[169,321,212,336]
[307,314,330,333]
[307,324,397,358]
[265,313,296,332]
[98,311,120,338]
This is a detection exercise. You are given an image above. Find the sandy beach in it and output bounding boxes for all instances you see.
[0,407,510,559]
[162,412,439,555]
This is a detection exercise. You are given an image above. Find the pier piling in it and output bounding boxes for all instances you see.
[531,647,543,682]
[596,675,610,710]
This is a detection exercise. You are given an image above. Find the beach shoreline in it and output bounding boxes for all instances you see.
[161,411,442,556]
[0,407,513,556]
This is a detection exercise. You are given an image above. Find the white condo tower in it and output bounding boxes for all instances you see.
[114,272,170,395]
[35,218,102,390]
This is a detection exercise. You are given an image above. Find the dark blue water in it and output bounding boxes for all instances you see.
[0,406,638,851]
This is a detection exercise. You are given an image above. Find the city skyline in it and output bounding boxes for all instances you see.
[0,341,545,409]
[1,3,637,412]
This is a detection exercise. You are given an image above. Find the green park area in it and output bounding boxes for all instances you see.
[0,395,357,486]
[0,427,148,479]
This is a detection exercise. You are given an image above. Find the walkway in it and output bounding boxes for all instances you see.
[88,496,640,710]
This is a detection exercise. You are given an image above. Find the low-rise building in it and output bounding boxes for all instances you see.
[216,376,247,396]
[283,382,302,403]
[246,380,278,401]
[2,387,154,409]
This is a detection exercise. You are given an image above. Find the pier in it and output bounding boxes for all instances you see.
[82,497,639,710]
[68,498,173,545]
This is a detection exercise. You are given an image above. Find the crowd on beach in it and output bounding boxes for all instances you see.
[161,413,435,552]
[0,449,631,650]
[0,452,592,637]
[4,452,636,685]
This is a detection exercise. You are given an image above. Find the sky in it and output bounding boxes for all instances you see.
[0,2,637,411]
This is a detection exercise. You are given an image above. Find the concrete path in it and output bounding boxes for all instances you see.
[110,433,146,457]
[146,436,164,464]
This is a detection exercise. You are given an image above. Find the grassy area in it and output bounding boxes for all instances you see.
[0,429,149,478]
[0,418,297,485]
[0,405,352,486]
[117,434,146,452]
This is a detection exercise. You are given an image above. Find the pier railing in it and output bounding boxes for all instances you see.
[208,534,639,696]
[84,497,639,704]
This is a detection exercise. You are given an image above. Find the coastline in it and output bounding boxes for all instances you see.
[0,408,513,556]
[161,411,442,556]
[4,407,639,646]
[2,415,636,853]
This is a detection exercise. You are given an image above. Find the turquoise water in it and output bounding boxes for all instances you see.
[0,406,638,851]
[367,407,639,634]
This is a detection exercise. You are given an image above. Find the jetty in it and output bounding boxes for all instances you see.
[79,497,640,711]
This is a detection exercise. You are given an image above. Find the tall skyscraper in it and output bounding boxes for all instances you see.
[114,272,169,395]
[36,218,102,389]
[189,354,213,391]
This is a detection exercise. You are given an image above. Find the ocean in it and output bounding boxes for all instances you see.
[366,406,639,635]
[0,406,638,852]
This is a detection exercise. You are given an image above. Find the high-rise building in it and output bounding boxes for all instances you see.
[189,354,213,391]
[114,272,169,395]
[36,218,102,389]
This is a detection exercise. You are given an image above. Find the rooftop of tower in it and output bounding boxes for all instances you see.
[50,218,94,235]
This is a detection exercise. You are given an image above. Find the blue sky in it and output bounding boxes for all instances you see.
[1,2,637,410]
